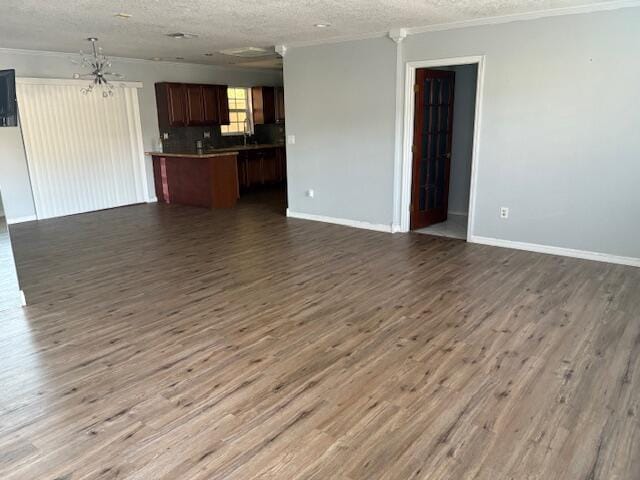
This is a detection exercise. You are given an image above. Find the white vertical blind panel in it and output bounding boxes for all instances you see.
[16,83,147,219]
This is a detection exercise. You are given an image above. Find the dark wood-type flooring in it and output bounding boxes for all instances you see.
[2,189,639,479]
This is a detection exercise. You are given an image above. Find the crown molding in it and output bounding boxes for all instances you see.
[405,0,640,35]
[388,28,408,44]
[281,0,640,51]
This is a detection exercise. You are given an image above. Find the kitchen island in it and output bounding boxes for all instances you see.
[149,143,286,210]
[148,152,240,209]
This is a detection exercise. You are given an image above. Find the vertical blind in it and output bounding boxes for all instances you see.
[16,79,148,220]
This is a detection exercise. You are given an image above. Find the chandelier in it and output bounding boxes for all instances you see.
[73,38,123,97]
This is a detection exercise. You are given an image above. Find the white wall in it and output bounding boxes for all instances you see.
[284,7,640,260]
[0,48,282,221]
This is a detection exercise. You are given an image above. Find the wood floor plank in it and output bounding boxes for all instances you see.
[1,189,638,479]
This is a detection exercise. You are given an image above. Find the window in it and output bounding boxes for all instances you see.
[221,87,253,135]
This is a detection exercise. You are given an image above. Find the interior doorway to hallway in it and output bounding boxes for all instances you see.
[407,62,479,240]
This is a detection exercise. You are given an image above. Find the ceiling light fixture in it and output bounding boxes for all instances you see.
[166,32,198,39]
[314,23,331,28]
[114,13,132,19]
[72,37,123,97]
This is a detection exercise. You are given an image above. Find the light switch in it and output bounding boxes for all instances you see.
[287,135,296,145]
[163,133,169,140]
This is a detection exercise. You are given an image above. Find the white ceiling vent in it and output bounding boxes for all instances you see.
[219,47,272,58]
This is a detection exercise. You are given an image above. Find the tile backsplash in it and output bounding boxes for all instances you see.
[160,124,285,154]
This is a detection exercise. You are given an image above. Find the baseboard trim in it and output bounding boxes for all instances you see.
[286,209,393,233]
[470,235,640,268]
[7,215,37,224]
[447,210,469,216]
[147,196,158,203]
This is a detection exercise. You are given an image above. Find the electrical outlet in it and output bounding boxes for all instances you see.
[500,207,509,219]
[287,135,296,145]
[306,189,314,198]
[203,131,211,138]
[162,132,169,140]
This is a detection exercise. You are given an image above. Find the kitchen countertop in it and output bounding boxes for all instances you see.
[146,143,285,159]
[146,151,240,159]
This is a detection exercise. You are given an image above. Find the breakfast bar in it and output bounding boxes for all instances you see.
[148,152,240,209]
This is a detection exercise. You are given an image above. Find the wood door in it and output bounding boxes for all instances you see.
[186,85,205,125]
[410,69,455,230]
[166,83,187,127]
[202,86,220,124]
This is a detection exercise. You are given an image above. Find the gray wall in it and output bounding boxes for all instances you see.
[446,64,477,216]
[284,7,640,258]
[285,37,397,225]
[0,48,282,220]
[403,8,640,258]
[0,127,32,219]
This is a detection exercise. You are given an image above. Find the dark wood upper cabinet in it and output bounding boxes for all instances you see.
[217,86,230,125]
[252,86,276,125]
[202,86,220,124]
[274,87,285,124]
[251,86,285,125]
[156,82,230,128]
[186,85,206,125]
[156,83,187,128]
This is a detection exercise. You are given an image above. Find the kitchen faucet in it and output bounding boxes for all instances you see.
[243,118,249,146]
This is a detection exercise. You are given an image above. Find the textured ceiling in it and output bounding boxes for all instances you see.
[0,0,622,68]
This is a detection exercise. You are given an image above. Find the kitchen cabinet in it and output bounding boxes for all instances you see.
[202,86,220,124]
[155,83,230,129]
[274,87,285,124]
[251,86,275,125]
[251,86,285,125]
[186,85,206,125]
[155,83,188,128]
[151,152,239,208]
[237,146,286,189]
[217,86,230,125]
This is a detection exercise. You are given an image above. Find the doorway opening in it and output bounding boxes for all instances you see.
[400,56,484,240]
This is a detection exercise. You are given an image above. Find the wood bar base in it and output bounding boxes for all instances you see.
[151,153,239,208]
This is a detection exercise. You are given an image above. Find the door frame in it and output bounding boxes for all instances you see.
[399,56,485,240]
